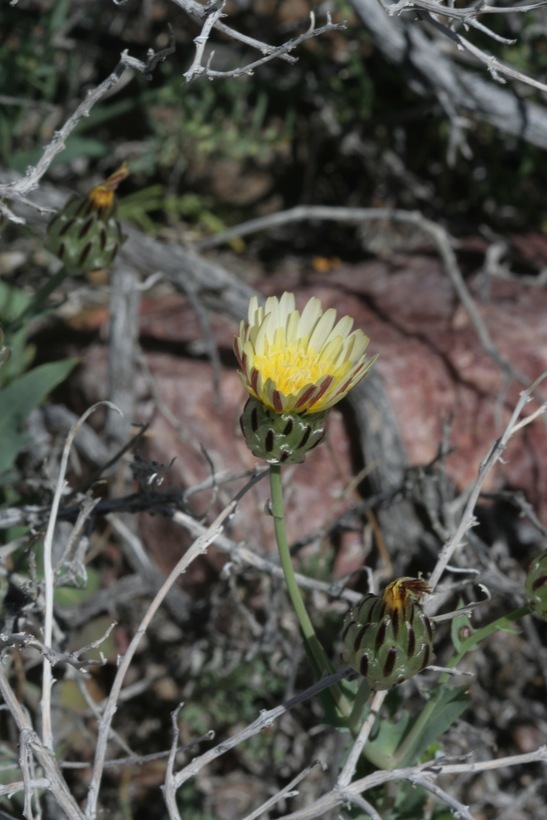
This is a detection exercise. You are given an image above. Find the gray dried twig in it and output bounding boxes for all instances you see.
[84,470,265,820]
[41,402,121,753]
[163,667,353,815]
[0,50,167,217]
[196,203,537,391]
[184,6,346,81]
[0,669,84,818]
[429,371,547,589]
[350,0,547,151]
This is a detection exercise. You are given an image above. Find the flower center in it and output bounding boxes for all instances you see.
[253,344,332,396]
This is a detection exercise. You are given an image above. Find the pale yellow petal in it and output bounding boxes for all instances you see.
[299,297,323,337]
[308,308,337,351]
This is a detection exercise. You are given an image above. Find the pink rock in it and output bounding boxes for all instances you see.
[76,257,547,582]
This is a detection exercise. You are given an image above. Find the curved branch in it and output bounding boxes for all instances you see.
[350,0,547,149]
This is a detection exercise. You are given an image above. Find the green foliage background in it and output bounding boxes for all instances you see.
[2,0,547,245]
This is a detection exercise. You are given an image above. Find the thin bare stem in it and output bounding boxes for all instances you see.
[41,402,121,752]
[429,372,547,590]
[0,667,84,818]
[243,761,326,820]
[277,747,547,819]
[338,690,387,788]
[0,53,160,208]
[0,778,49,798]
[183,1,226,81]
[84,470,265,820]
[168,668,351,793]
[164,706,184,820]
[409,773,474,820]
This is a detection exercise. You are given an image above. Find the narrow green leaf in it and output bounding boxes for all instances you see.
[396,685,470,766]
[363,709,412,769]
[0,358,77,473]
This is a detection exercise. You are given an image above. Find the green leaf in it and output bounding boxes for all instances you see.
[0,280,32,324]
[0,327,36,389]
[364,709,413,768]
[55,567,101,606]
[450,609,475,653]
[396,685,470,766]
[0,358,77,474]
[12,136,108,173]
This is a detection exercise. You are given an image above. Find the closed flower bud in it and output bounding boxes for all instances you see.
[525,549,547,620]
[240,397,327,464]
[342,578,434,690]
[46,163,128,272]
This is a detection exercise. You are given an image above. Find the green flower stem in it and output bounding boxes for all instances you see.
[269,464,352,718]
[348,678,371,734]
[392,603,532,768]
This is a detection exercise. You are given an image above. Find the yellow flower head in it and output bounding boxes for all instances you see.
[234,292,377,414]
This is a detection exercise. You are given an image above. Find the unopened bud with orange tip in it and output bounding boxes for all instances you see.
[46,162,129,273]
[87,162,129,214]
[383,576,431,618]
[341,577,434,690]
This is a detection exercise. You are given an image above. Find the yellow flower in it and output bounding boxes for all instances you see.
[234,292,377,414]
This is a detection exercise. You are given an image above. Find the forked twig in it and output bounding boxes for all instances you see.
[338,690,387,788]
[184,11,346,81]
[276,747,547,819]
[377,0,547,93]
[197,203,539,391]
[242,761,327,820]
[84,470,265,820]
[41,402,121,752]
[164,668,352,811]
[0,669,84,818]
[429,371,547,590]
